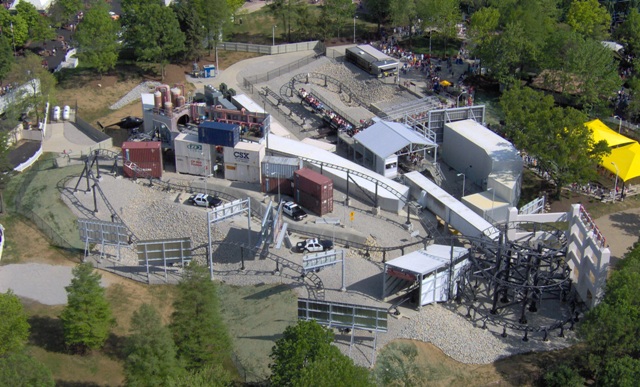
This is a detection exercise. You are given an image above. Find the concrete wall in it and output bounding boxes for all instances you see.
[506,205,609,308]
[442,126,491,186]
[219,41,322,55]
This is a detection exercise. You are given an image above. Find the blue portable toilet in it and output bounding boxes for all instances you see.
[203,65,216,78]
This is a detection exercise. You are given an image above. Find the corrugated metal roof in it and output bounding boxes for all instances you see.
[122,141,161,150]
[354,120,433,159]
[386,245,469,275]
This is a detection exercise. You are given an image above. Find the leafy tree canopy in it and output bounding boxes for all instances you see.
[15,0,55,43]
[0,7,29,48]
[269,320,373,386]
[615,8,640,58]
[125,304,185,386]
[500,86,610,197]
[170,263,231,371]
[0,34,14,81]
[6,52,57,123]
[0,352,54,387]
[0,290,30,356]
[566,0,611,40]
[171,0,204,61]
[60,263,115,353]
[167,364,233,387]
[75,0,119,75]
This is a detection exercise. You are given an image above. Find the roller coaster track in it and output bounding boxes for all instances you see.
[289,72,367,108]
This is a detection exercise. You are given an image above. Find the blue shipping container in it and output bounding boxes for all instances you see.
[198,121,240,147]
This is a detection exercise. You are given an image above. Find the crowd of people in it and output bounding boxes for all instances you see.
[0,83,18,97]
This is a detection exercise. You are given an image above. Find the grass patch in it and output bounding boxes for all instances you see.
[5,158,85,251]
[218,282,297,383]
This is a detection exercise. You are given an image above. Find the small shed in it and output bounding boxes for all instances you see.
[203,65,216,78]
[353,120,435,178]
[382,245,469,308]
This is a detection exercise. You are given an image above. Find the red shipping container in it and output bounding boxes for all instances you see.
[295,189,333,216]
[294,168,333,200]
[122,141,163,179]
[261,176,294,196]
[123,162,163,179]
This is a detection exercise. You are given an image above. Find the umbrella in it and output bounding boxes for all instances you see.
[439,80,452,87]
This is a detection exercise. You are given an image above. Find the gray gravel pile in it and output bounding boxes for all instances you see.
[109,81,161,110]
[313,62,414,107]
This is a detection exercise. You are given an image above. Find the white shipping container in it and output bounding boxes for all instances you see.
[174,133,217,176]
[223,141,265,167]
[224,162,261,183]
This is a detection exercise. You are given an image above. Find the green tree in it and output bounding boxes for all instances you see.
[0,35,14,81]
[478,21,532,86]
[6,52,57,123]
[60,263,115,353]
[578,245,640,382]
[167,364,232,387]
[170,263,231,371]
[417,0,461,53]
[540,29,621,112]
[468,6,500,44]
[0,291,30,356]
[389,0,419,46]
[500,86,610,197]
[124,304,184,386]
[322,0,356,40]
[615,8,640,58]
[542,364,584,387]
[172,0,204,61]
[122,0,184,79]
[50,0,84,26]
[269,320,372,386]
[0,7,29,48]
[297,345,373,387]
[0,352,54,387]
[566,0,611,40]
[363,0,390,35]
[15,1,54,44]
[268,0,308,42]
[75,1,119,75]
[601,356,640,387]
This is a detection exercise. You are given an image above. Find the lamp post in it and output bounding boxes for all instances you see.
[614,115,623,133]
[353,16,358,44]
[457,173,466,197]
[272,25,277,46]
[612,162,619,201]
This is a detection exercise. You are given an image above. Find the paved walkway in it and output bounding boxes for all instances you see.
[595,207,640,265]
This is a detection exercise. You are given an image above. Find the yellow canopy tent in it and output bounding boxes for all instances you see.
[585,119,640,182]
[439,80,452,87]
[585,119,634,148]
[601,142,640,182]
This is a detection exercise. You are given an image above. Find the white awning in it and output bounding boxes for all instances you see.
[354,120,433,159]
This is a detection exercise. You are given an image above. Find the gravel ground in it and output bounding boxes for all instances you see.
[109,81,160,110]
[59,171,576,366]
[0,263,110,305]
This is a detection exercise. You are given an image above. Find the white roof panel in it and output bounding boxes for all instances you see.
[354,120,433,159]
[386,245,469,275]
[269,134,408,200]
[445,119,520,166]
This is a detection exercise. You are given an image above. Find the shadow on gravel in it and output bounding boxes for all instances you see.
[347,272,383,300]
[28,315,66,353]
[609,212,640,239]
[243,284,290,300]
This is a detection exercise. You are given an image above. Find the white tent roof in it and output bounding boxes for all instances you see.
[386,245,469,275]
[354,120,433,159]
[601,41,623,53]
[11,0,53,10]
